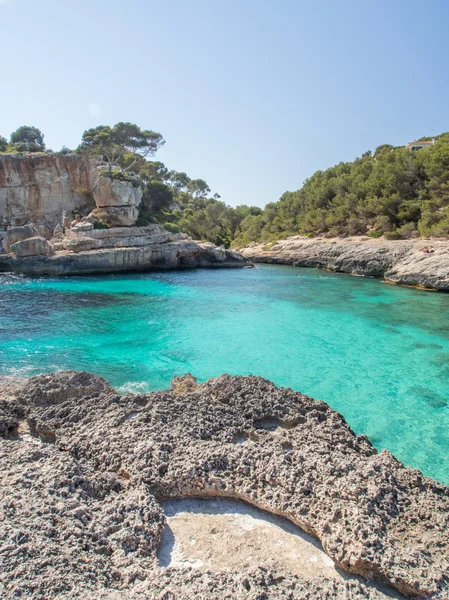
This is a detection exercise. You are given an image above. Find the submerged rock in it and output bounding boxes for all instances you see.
[0,371,448,599]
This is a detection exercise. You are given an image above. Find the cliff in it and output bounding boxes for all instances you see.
[0,152,98,229]
[1,371,448,599]
[0,224,250,275]
[240,236,449,291]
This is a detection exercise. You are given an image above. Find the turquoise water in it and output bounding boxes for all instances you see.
[1,265,449,484]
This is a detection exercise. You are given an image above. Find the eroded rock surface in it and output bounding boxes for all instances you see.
[2,223,41,252]
[10,235,55,257]
[0,153,97,229]
[0,224,249,274]
[92,175,143,226]
[0,371,448,599]
[240,236,449,290]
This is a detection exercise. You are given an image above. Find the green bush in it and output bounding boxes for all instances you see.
[396,222,419,239]
[99,169,140,188]
[384,230,400,240]
[163,222,181,234]
[93,220,110,229]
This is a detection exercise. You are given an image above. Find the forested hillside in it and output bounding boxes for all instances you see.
[233,134,449,245]
[3,123,449,246]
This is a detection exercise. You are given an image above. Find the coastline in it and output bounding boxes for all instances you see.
[1,371,447,599]
[239,236,449,291]
[0,225,251,276]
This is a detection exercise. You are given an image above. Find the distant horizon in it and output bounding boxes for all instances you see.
[1,0,448,208]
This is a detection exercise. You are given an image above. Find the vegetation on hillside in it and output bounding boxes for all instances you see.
[1,126,46,153]
[3,123,449,244]
[233,133,449,245]
[76,123,262,247]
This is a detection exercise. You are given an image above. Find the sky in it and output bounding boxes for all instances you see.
[1,0,448,208]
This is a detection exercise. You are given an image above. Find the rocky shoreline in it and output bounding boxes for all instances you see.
[0,224,249,275]
[239,236,449,291]
[1,371,448,599]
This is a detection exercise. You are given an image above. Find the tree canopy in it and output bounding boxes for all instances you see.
[232,133,449,244]
[9,126,45,152]
[78,122,164,176]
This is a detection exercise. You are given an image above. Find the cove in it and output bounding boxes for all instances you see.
[1,264,449,485]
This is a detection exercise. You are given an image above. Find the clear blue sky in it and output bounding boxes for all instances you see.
[1,0,448,207]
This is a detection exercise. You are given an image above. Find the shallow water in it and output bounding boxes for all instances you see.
[1,265,449,484]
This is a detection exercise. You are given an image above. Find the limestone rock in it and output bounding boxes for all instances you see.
[35,224,53,240]
[93,205,139,227]
[2,223,40,252]
[70,221,94,233]
[93,175,143,209]
[10,235,55,257]
[52,223,64,239]
[0,371,448,599]
[240,236,449,291]
[0,153,98,229]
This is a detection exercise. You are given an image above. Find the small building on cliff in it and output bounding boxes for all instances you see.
[406,138,435,151]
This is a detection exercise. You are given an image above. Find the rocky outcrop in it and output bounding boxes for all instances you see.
[0,153,98,229]
[92,174,143,226]
[240,236,449,290]
[0,224,249,275]
[0,371,447,599]
[2,223,40,252]
[9,236,54,257]
[93,175,143,208]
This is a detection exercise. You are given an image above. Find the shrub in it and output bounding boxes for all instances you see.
[163,222,181,234]
[99,169,140,188]
[396,222,419,239]
[384,230,400,240]
[93,220,110,229]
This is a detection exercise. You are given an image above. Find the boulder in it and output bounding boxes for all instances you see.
[53,223,64,239]
[10,236,55,257]
[93,175,143,209]
[71,221,94,233]
[2,224,40,252]
[35,225,53,240]
[92,206,139,227]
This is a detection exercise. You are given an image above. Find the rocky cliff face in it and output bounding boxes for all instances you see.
[0,153,98,229]
[240,236,449,291]
[1,371,448,599]
[0,223,250,275]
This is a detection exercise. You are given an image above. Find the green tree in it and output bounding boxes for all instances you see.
[0,136,7,152]
[79,122,164,178]
[10,126,45,152]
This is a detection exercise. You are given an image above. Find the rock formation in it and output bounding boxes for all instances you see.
[92,175,143,227]
[0,223,249,275]
[0,371,447,599]
[240,236,449,291]
[9,236,55,257]
[0,153,98,229]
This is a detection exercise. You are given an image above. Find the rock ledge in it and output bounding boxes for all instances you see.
[1,371,448,599]
[240,236,449,290]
